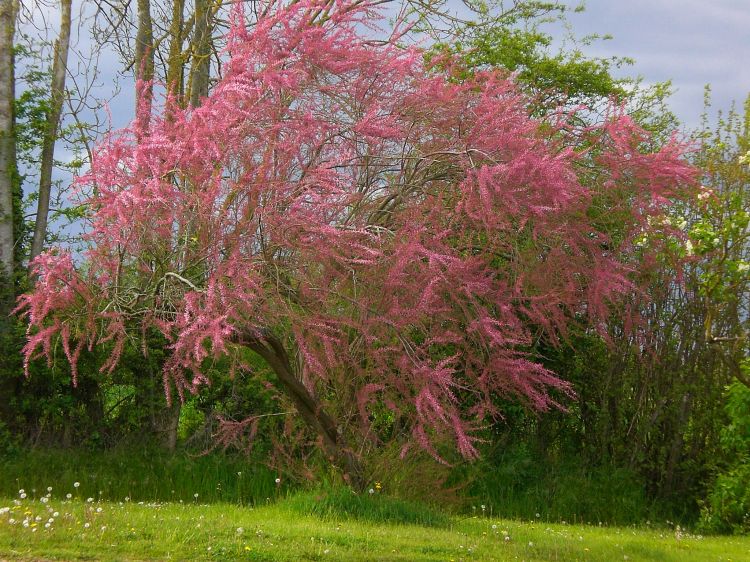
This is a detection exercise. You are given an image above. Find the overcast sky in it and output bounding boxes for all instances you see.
[25,0,750,158]
[550,0,750,132]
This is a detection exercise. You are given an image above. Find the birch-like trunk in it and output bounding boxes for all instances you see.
[0,0,17,313]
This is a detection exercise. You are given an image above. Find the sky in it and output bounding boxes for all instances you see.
[548,0,750,132]
[26,0,750,133]
[22,0,750,170]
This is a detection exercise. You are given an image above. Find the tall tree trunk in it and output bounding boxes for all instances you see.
[0,0,17,316]
[166,0,185,102]
[157,0,187,450]
[188,0,212,108]
[134,0,154,133]
[29,0,72,263]
[236,329,366,491]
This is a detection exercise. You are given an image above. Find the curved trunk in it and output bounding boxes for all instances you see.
[236,329,365,491]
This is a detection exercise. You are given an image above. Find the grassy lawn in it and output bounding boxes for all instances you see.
[0,491,748,561]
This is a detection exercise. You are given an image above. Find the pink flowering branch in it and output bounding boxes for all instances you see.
[18,0,695,488]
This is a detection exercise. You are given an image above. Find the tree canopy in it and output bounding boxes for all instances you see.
[18,0,694,487]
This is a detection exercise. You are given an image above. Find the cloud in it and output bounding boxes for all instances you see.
[554,0,750,130]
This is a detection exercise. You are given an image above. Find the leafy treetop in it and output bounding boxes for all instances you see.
[18,0,693,483]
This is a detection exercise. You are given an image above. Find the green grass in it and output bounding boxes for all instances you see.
[0,448,279,505]
[286,488,450,527]
[0,491,748,561]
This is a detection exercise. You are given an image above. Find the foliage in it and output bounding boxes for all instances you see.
[467,441,680,526]
[688,94,750,387]
[0,37,97,451]
[18,0,693,483]
[443,22,629,111]
[699,379,750,534]
[659,93,750,534]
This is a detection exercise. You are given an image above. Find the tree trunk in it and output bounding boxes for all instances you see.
[0,0,17,315]
[29,0,72,263]
[152,399,181,451]
[134,0,154,132]
[236,329,366,491]
[663,390,692,497]
[188,0,212,108]
[166,0,185,102]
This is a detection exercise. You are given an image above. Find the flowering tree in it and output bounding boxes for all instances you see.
[18,0,693,488]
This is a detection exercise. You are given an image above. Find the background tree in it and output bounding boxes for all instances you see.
[28,0,71,262]
[0,0,18,315]
[692,96,750,387]
[689,95,750,534]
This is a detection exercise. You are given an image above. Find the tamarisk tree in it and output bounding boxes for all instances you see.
[18,0,693,488]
